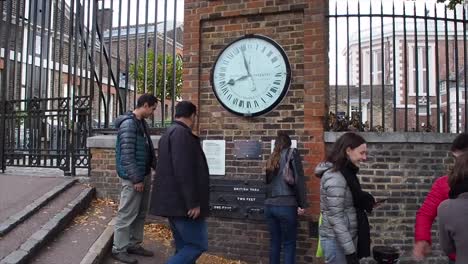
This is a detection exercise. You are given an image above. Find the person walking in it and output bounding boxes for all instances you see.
[413,133,468,263]
[438,152,468,264]
[150,101,210,264]
[264,132,308,264]
[315,132,376,264]
[112,93,158,264]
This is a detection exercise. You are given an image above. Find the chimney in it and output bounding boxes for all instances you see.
[97,8,113,34]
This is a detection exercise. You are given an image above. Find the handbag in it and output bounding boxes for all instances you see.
[283,148,295,185]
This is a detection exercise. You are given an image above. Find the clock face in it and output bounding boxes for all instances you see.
[211,34,291,117]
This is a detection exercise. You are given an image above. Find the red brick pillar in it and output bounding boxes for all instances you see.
[183,0,328,262]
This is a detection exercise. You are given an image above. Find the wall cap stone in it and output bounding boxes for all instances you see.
[325,132,458,143]
[87,135,161,149]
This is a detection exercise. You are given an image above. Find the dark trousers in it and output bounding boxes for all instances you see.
[167,216,208,264]
[265,205,298,264]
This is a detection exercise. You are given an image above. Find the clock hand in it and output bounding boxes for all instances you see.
[241,49,251,76]
[227,75,249,85]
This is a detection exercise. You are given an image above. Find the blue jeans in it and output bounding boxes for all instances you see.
[320,237,347,264]
[167,217,208,264]
[265,205,298,264]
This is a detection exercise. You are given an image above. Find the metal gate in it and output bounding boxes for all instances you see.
[0,0,183,175]
[0,0,94,175]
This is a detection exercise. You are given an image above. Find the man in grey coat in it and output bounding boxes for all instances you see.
[112,94,157,264]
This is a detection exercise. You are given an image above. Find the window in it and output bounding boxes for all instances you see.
[361,49,383,85]
[409,45,435,95]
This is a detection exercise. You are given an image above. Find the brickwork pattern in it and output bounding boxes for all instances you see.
[182,1,328,263]
[89,148,121,201]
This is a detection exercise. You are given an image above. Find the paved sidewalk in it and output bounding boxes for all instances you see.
[0,173,69,223]
[102,238,172,264]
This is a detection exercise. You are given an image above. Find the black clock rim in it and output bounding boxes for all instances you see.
[210,34,292,117]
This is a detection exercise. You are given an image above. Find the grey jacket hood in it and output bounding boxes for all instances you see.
[315,162,334,178]
[114,112,134,128]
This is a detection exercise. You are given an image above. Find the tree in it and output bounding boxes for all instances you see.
[436,0,465,9]
[129,51,183,101]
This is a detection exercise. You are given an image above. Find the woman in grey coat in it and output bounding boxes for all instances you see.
[438,152,468,264]
[315,132,376,264]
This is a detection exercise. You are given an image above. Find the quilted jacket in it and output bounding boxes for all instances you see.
[315,162,357,255]
[115,112,155,183]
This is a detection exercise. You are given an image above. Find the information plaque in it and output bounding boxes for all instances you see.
[233,140,262,159]
[202,140,225,175]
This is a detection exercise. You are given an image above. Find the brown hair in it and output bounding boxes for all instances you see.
[326,132,366,171]
[266,132,292,173]
[448,152,468,189]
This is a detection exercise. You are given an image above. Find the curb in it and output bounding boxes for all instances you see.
[0,187,96,264]
[80,218,115,264]
[0,179,76,236]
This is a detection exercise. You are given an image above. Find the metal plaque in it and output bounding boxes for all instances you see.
[233,140,262,159]
[209,179,266,220]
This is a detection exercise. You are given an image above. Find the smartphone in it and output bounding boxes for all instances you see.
[376,198,388,204]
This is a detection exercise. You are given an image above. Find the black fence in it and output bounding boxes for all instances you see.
[0,0,181,174]
[328,1,467,133]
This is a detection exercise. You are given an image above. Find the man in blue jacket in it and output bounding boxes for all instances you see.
[150,101,210,264]
[112,94,157,264]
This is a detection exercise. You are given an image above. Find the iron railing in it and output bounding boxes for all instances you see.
[328,0,467,133]
[0,0,181,173]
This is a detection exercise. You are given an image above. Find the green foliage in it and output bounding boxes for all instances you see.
[129,51,183,101]
[436,0,465,9]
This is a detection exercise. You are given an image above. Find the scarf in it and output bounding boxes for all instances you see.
[340,161,374,259]
[449,177,468,199]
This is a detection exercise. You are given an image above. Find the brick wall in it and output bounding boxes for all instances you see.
[183,0,327,263]
[326,132,456,264]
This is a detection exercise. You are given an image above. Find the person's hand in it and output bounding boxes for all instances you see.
[345,252,359,264]
[133,182,144,192]
[297,207,305,216]
[187,206,200,219]
[413,240,431,261]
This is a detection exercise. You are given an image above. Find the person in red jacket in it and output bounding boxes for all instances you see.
[413,133,468,263]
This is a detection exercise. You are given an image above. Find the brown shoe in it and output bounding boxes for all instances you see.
[111,252,138,264]
[127,246,154,257]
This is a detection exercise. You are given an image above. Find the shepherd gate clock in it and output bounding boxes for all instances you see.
[210,34,291,117]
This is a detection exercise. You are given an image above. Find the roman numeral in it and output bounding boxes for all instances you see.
[262,46,267,53]
[270,87,278,93]
[261,97,266,104]
[267,51,273,57]
[222,59,229,65]
[247,101,252,108]
[254,100,259,107]
[227,53,234,59]
[271,57,278,63]
[233,48,240,55]
[233,98,239,105]
[266,92,273,98]
[227,94,233,101]
[221,87,229,95]
[275,72,283,77]
[240,44,246,51]
[239,100,244,108]
[273,80,281,85]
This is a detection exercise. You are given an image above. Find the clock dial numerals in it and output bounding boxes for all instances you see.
[211,35,291,117]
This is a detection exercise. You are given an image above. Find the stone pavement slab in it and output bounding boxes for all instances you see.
[0,174,69,223]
